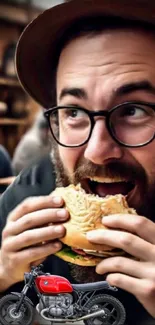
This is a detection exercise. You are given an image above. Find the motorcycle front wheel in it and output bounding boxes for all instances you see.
[0,294,34,325]
[84,294,126,325]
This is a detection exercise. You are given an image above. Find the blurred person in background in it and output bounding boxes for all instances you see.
[0,145,13,193]
[12,111,51,174]
[0,145,13,178]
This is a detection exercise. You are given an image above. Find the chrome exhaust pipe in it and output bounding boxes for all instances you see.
[39,307,105,322]
[80,309,105,320]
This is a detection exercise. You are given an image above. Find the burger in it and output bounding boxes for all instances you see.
[52,184,136,266]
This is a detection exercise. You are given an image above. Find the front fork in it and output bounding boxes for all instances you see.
[15,284,29,313]
[15,276,33,313]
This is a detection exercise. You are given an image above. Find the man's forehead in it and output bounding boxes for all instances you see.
[59,28,155,57]
[57,30,155,95]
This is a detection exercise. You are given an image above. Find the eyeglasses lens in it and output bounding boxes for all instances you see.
[49,103,155,147]
[110,103,155,146]
[50,107,91,146]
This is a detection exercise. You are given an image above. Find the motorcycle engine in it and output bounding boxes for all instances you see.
[41,294,74,317]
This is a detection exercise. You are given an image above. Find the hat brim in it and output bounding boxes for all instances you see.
[16,0,155,108]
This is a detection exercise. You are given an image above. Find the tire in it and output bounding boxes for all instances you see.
[0,294,34,325]
[84,294,126,325]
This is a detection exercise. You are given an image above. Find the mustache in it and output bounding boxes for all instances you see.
[73,159,147,183]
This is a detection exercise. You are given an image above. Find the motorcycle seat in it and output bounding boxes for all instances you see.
[71,281,117,292]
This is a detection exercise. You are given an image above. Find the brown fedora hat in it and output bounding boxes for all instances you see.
[16,0,155,108]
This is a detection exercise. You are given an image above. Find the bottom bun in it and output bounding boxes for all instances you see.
[55,246,104,266]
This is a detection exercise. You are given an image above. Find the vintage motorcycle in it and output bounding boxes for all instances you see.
[0,264,126,325]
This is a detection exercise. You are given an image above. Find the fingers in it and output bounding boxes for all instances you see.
[3,225,66,251]
[3,240,63,281]
[106,272,142,298]
[0,194,67,286]
[17,241,62,264]
[87,229,154,261]
[102,214,155,245]
[106,273,155,317]
[8,195,64,222]
[96,256,153,279]
[96,256,140,276]
[3,208,69,238]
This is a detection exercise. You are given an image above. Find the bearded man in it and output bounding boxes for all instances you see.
[1,1,155,324]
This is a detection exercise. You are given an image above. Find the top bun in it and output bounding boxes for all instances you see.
[52,184,136,253]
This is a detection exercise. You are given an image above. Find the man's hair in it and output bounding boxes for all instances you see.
[51,15,155,106]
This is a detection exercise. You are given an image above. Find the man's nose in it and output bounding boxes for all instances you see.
[84,119,124,164]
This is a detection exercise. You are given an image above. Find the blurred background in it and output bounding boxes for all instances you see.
[0,0,67,189]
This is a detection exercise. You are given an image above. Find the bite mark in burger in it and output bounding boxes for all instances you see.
[52,184,136,266]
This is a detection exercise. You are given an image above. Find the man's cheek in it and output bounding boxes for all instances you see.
[58,147,79,173]
[130,144,155,175]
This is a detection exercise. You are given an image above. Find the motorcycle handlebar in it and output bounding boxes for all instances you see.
[31,264,44,272]
[32,264,43,269]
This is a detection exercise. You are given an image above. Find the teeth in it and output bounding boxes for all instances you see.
[90,177,127,183]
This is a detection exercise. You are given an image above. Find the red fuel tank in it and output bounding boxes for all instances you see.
[35,275,73,294]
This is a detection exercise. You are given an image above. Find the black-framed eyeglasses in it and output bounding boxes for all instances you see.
[44,101,155,148]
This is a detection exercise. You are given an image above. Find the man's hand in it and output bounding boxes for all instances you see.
[87,214,155,318]
[0,194,69,290]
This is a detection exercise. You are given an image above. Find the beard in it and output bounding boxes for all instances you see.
[51,143,155,283]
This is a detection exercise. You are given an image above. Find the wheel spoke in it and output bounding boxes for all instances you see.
[0,295,34,325]
[111,307,116,315]
[90,305,119,325]
[109,307,118,320]
[110,315,117,321]
[2,302,23,324]
[83,294,125,325]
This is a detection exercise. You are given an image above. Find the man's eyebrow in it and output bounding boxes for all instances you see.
[116,81,155,96]
[59,87,87,100]
[59,82,155,101]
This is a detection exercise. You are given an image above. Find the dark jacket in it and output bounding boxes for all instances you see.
[0,145,13,194]
[0,155,154,325]
[0,145,13,178]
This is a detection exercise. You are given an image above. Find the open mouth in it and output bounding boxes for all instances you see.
[82,178,135,198]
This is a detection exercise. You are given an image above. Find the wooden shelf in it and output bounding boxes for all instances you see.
[0,76,21,88]
[0,2,42,157]
[0,118,28,125]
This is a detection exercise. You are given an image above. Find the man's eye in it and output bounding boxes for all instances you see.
[63,108,86,119]
[68,109,85,118]
[127,107,144,117]
[122,106,148,118]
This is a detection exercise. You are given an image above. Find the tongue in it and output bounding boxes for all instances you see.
[94,182,131,197]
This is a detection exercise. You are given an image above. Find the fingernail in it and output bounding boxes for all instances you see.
[56,209,67,219]
[52,196,62,205]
